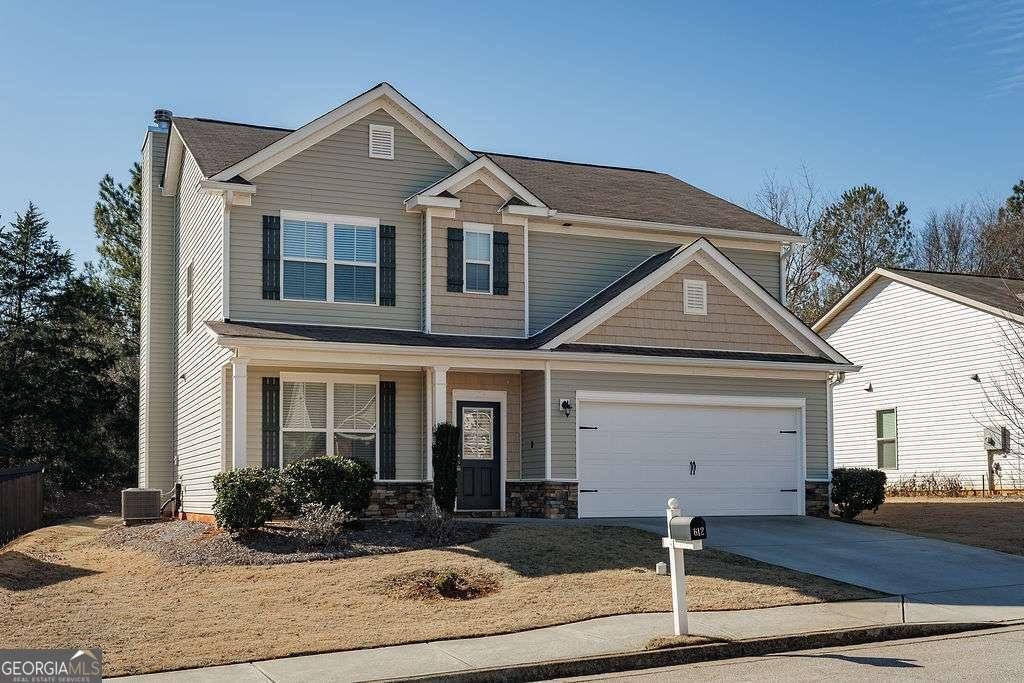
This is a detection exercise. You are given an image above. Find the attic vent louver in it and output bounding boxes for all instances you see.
[683,279,707,315]
[369,124,395,160]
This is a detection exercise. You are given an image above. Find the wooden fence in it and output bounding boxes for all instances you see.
[0,464,44,545]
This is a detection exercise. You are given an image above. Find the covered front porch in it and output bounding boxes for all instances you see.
[220,347,576,519]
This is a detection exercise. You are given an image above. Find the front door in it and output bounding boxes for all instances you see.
[456,401,501,510]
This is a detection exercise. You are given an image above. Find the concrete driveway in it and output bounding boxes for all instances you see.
[583,515,1024,622]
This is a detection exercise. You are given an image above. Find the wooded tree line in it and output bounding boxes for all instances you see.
[0,167,140,491]
[752,171,1024,322]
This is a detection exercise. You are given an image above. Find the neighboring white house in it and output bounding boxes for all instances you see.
[814,268,1024,491]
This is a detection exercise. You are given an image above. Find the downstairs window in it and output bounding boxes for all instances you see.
[280,375,378,473]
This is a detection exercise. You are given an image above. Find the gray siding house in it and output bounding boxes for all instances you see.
[139,82,853,520]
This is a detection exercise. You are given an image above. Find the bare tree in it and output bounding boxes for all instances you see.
[917,203,980,273]
[980,316,1024,491]
[751,166,825,323]
[978,180,1024,278]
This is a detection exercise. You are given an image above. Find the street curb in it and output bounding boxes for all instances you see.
[390,622,997,682]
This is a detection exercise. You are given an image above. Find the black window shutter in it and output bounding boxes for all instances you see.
[493,231,509,295]
[262,215,281,300]
[379,225,396,306]
[447,227,463,292]
[261,377,280,469]
[379,381,396,480]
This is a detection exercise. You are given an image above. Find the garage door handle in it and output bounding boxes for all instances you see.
[579,426,598,430]
[580,489,599,493]
[780,488,798,492]
[779,430,797,434]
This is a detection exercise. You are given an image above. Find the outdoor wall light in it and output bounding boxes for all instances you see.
[864,382,873,392]
[560,399,574,418]
[971,373,981,383]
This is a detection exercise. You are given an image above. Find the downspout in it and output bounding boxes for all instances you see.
[780,243,790,306]
[826,371,846,482]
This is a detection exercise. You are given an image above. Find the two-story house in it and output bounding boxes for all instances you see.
[139,82,854,521]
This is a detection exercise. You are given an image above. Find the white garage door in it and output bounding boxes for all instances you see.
[578,398,803,517]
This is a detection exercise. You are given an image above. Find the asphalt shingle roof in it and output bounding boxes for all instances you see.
[889,269,1024,318]
[172,117,292,177]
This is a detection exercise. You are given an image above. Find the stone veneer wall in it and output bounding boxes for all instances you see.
[805,481,830,518]
[365,482,433,519]
[506,481,578,519]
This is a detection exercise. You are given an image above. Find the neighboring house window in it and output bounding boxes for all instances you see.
[184,262,194,333]
[281,212,378,304]
[683,279,707,315]
[464,224,493,294]
[876,408,898,469]
[280,375,378,472]
[368,124,395,159]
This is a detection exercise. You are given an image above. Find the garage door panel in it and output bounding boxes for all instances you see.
[579,400,801,518]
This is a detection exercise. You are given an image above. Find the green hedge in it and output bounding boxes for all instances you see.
[278,456,375,515]
[212,467,281,532]
[831,467,886,520]
[431,423,460,515]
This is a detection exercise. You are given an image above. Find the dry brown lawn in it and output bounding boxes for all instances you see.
[861,496,1024,555]
[0,517,878,676]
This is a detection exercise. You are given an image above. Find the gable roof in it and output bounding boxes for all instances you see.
[480,152,797,237]
[172,117,292,177]
[814,268,1024,332]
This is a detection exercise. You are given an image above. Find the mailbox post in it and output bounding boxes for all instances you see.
[662,498,707,636]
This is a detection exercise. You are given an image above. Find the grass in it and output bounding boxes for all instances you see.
[0,517,879,677]
[861,496,1024,555]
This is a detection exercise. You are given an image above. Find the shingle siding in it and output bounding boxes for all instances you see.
[228,110,454,329]
[527,231,781,334]
[549,371,828,480]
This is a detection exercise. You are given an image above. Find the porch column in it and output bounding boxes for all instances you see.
[231,358,248,470]
[428,365,449,481]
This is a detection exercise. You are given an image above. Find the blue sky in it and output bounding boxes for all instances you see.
[1,0,1022,262]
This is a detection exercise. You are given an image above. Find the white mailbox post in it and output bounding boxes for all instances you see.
[662,497,707,636]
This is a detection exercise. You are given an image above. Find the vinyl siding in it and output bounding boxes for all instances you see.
[550,371,828,480]
[821,279,1023,488]
[528,231,780,333]
[227,367,425,480]
[228,109,454,328]
[446,372,522,479]
[580,262,800,353]
[175,150,232,513]
[138,130,176,492]
[431,182,526,335]
[520,370,546,479]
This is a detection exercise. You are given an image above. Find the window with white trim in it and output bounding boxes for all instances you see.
[184,262,194,333]
[281,212,379,304]
[876,408,898,469]
[683,279,707,315]
[368,124,395,159]
[281,375,378,472]
[464,225,493,294]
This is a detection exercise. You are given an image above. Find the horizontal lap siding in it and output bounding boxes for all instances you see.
[581,263,799,353]
[528,232,781,334]
[520,370,546,479]
[229,110,454,328]
[176,150,232,513]
[240,367,424,480]
[431,182,526,335]
[823,280,1019,486]
[550,371,828,480]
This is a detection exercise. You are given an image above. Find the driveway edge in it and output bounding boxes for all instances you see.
[389,622,996,683]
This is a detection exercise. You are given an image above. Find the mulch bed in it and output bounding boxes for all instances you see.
[100,518,491,566]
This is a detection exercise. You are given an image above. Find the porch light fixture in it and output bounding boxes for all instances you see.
[560,399,574,418]
[970,373,981,383]
[864,382,873,392]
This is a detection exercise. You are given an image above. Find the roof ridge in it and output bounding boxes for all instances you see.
[891,267,1024,284]
[477,150,661,175]
[177,116,295,133]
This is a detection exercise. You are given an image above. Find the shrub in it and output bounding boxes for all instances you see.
[279,456,374,515]
[432,423,461,515]
[831,467,887,520]
[414,498,461,544]
[295,503,356,548]
[887,472,967,497]
[432,568,462,598]
[212,467,280,532]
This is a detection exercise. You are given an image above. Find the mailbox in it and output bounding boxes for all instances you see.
[669,515,708,543]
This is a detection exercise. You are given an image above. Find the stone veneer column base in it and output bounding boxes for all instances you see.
[365,482,433,519]
[506,481,579,519]
[805,481,830,518]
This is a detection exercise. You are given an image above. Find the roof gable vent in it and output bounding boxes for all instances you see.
[369,124,395,160]
[683,279,707,315]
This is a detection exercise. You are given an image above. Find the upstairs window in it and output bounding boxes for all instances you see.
[876,408,898,469]
[281,212,378,304]
[683,279,707,315]
[464,225,493,294]
[184,262,194,333]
